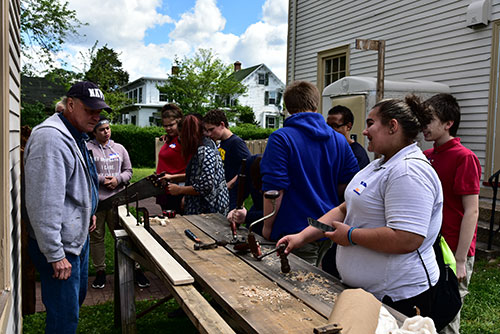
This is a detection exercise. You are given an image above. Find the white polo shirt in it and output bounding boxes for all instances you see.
[336,143,443,301]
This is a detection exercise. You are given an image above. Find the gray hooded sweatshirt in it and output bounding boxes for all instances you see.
[24,113,93,262]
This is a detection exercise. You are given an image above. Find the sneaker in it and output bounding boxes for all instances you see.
[92,270,106,289]
[134,269,150,288]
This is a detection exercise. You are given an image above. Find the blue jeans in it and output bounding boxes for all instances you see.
[28,237,89,334]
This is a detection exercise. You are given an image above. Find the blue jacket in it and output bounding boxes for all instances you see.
[24,113,95,262]
[261,112,359,240]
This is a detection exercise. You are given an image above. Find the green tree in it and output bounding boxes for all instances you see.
[21,0,85,74]
[83,43,131,122]
[21,101,48,128]
[158,49,247,115]
[84,44,129,92]
[44,68,83,90]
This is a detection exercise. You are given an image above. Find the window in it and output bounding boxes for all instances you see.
[266,116,277,128]
[268,91,277,105]
[133,89,138,102]
[138,87,143,103]
[258,74,265,85]
[317,45,350,114]
[159,93,168,102]
[317,46,349,90]
[324,55,346,87]
[131,115,136,125]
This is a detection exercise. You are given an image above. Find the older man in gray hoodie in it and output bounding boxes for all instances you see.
[24,81,109,334]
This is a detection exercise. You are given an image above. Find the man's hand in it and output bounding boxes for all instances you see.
[104,176,119,189]
[89,215,97,232]
[52,258,72,280]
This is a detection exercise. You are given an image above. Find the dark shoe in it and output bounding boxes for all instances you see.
[167,307,186,318]
[135,269,150,288]
[92,270,106,289]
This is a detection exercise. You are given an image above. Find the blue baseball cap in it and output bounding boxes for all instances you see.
[66,81,112,112]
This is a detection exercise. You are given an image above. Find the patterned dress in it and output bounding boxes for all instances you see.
[184,137,229,215]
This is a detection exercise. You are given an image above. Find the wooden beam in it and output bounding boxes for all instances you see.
[118,205,193,285]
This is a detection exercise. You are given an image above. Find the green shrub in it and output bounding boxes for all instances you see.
[110,124,274,168]
[231,123,275,140]
[110,124,163,168]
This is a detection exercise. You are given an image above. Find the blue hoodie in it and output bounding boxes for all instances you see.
[261,112,359,241]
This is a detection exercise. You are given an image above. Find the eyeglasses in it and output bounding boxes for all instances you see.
[330,122,347,129]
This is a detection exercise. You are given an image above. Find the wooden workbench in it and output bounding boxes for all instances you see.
[120,209,406,333]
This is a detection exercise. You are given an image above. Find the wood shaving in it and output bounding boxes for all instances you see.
[239,285,291,305]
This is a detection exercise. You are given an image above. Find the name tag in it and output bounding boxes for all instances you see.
[353,181,367,195]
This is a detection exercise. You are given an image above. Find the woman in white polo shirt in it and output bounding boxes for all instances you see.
[278,95,443,318]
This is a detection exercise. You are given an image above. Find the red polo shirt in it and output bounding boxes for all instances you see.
[424,137,481,256]
[156,136,186,175]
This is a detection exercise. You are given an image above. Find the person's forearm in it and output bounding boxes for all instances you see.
[262,190,284,239]
[455,194,479,262]
[179,185,199,196]
[227,175,238,189]
[318,203,347,224]
[169,173,186,183]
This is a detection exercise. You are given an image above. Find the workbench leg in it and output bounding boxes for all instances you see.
[115,234,137,334]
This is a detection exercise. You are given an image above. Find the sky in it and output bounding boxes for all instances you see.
[53,0,288,83]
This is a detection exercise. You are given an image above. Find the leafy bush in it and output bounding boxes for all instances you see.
[110,124,163,168]
[230,123,275,140]
[21,102,49,128]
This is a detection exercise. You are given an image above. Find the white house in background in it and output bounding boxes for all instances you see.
[231,62,285,128]
[120,63,285,129]
[120,77,168,127]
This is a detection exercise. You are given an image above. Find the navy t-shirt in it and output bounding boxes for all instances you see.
[350,141,370,170]
[219,134,251,209]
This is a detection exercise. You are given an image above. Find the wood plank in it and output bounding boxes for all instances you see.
[118,206,193,285]
[150,216,328,334]
[183,213,406,325]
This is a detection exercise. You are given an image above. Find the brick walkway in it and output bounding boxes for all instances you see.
[35,197,169,312]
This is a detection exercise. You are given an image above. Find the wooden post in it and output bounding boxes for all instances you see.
[115,230,136,334]
[355,38,386,102]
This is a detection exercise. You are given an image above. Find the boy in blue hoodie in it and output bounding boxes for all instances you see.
[260,81,359,266]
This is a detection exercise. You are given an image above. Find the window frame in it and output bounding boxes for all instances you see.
[316,45,350,114]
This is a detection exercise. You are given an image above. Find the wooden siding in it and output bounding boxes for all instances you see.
[0,0,21,331]
[288,0,500,181]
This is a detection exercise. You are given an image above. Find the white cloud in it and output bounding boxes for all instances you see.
[170,0,226,44]
[67,0,172,48]
[54,0,288,84]
[262,0,289,25]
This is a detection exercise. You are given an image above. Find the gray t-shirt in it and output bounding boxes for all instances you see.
[337,143,443,301]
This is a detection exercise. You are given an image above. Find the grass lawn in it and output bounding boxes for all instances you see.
[23,299,197,334]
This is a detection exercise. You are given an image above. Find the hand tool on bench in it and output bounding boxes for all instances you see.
[184,229,228,250]
[256,243,291,273]
[230,159,247,241]
[234,190,280,258]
